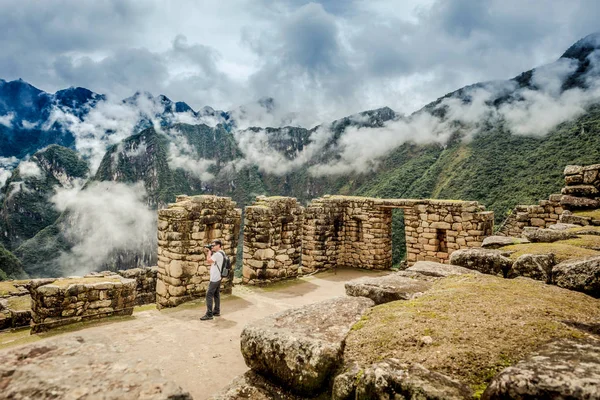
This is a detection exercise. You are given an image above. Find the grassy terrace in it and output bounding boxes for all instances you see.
[344,274,600,398]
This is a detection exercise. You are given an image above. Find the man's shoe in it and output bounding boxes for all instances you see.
[213,312,220,317]
[200,314,213,321]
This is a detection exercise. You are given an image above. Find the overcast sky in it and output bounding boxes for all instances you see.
[1,0,599,125]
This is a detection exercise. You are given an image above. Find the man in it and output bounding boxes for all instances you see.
[200,240,224,321]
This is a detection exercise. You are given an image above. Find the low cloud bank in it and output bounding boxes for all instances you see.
[51,181,156,276]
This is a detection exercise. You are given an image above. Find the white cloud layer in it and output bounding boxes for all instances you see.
[51,181,156,275]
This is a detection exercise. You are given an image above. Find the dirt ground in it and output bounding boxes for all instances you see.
[0,268,386,400]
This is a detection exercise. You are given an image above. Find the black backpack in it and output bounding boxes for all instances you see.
[218,250,231,278]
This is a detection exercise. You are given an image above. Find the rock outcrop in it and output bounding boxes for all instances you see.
[240,296,374,396]
[332,359,472,400]
[482,235,529,249]
[0,336,192,399]
[345,273,432,304]
[508,253,556,283]
[552,256,600,298]
[211,371,305,400]
[406,260,481,277]
[482,338,600,400]
[449,248,513,277]
[522,228,578,243]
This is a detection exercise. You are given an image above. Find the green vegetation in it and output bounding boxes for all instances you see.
[344,274,600,394]
[0,281,20,296]
[574,209,600,219]
[0,145,88,251]
[502,242,600,261]
[0,243,27,280]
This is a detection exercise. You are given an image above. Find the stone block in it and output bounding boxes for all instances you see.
[240,297,374,395]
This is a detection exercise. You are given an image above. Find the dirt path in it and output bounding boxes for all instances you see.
[2,268,386,400]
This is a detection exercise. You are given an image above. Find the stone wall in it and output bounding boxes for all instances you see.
[497,195,564,237]
[115,267,157,306]
[242,196,304,285]
[156,195,241,308]
[0,282,31,331]
[561,164,600,209]
[498,163,600,236]
[302,196,493,272]
[29,275,136,333]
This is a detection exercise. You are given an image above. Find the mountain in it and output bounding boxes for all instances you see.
[0,242,26,280]
[0,145,88,250]
[4,33,600,278]
[0,80,103,158]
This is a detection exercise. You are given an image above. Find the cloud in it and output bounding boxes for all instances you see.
[18,160,44,179]
[0,156,18,189]
[50,180,156,275]
[0,113,14,128]
[166,129,216,181]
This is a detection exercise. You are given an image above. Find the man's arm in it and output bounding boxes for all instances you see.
[206,250,215,265]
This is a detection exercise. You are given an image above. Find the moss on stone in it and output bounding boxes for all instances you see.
[7,295,31,311]
[561,235,600,249]
[0,282,19,296]
[50,277,121,288]
[573,209,600,219]
[344,274,600,394]
[502,242,600,261]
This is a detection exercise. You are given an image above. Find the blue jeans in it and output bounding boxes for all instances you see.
[205,280,221,316]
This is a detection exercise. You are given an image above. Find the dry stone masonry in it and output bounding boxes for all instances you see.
[157,195,241,308]
[498,195,564,236]
[302,196,493,273]
[243,196,303,285]
[499,163,600,236]
[29,275,136,333]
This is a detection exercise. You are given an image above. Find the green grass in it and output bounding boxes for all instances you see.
[344,274,600,394]
[0,281,19,296]
[502,242,600,261]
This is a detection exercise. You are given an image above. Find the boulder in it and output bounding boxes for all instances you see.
[560,211,591,225]
[482,338,600,400]
[552,256,600,298]
[211,371,303,400]
[561,185,599,197]
[406,261,481,277]
[0,336,192,399]
[564,165,583,176]
[481,235,529,249]
[345,274,432,304]
[332,359,472,400]
[560,195,600,209]
[522,228,578,243]
[449,248,513,277]
[508,253,556,283]
[240,296,374,396]
[547,223,579,231]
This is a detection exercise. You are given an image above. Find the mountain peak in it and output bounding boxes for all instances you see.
[560,32,600,61]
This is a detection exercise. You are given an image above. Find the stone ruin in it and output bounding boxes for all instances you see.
[302,196,494,273]
[498,163,600,236]
[242,196,303,285]
[29,275,136,333]
[156,195,241,308]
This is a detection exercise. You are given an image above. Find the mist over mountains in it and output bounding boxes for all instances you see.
[2,33,600,279]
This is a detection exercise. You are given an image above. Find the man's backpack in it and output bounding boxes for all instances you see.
[218,250,231,278]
